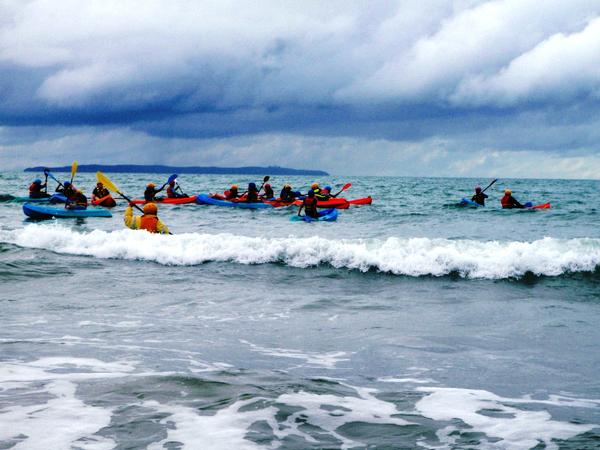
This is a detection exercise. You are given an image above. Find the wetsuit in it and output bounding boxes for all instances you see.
[471,192,488,206]
[501,194,524,209]
[263,185,274,199]
[144,186,164,202]
[279,188,296,202]
[93,187,110,198]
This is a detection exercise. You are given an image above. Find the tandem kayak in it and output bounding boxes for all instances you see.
[291,208,338,222]
[196,194,274,209]
[459,198,483,207]
[23,204,113,219]
[130,196,197,205]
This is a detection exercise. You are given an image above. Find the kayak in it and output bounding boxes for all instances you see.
[12,195,52,203]
[348,196,373,206]
[49,193,68,204]
[291,208,338,222]
[292,198,350,209]
[196,194,274,209]
[91,194,117,207]
[23,204,113,219]
[130,195,197,205]
[525,202,551,209]
[459,198,483,207]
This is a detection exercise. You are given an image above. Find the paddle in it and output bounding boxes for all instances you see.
[331,183,351,198]
[481,179,498,194]
[257,175,270,194]
[96,171,144,214]
[70,161,78,184]
[46,170,64,188]
[159,174,178,191]
[43,169,49,193]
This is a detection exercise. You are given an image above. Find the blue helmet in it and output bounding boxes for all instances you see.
[307,189,315,197]
[324,186,332,191]
[248,182,257,190]
[64,181,71,187]
[34,179,42,184]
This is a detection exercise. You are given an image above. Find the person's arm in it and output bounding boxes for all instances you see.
[155,185,165,194]
[156,220,170,234]
[297,204,304,216]
[511,197,524,208]
[124,205,139,229]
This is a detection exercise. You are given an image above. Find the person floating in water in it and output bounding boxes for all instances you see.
[500,189,524,209]
[471,186,488,206]
[28,179,49,198]
[298,190,319,219]
[144,183,164,202]
[124,203,170,234]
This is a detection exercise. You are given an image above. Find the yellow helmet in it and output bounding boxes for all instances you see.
[231,184,238,190]
[311,182,319,189]
[147,183,156,188]
[504,189,512,195]
[143,203,158,214]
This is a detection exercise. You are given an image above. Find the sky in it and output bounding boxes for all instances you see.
[1,0,600,177]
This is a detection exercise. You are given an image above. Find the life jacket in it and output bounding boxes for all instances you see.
[501,195,511,208]
[246,190,259,202]
[167,185,176,198]
[226,189,238,200]
[303,196,317,208]
[93,187,109,197]
[140,214,159,233]
[29,183,41,194]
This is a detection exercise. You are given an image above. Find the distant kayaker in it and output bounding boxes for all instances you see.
[471,186,488,206]
[245,182,260,203]
[166,180,187,199]
[279,184,300,203]
[501,189,524,209]
[28,179,49,198]
[65,190,88,210]
[225,185,239,200]
[298,189,319,219]
[124,203,170,234]
[262,183,275,199]
[92,182,116,207]
[144,183,164,202]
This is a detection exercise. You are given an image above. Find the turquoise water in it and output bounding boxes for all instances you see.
[1,171,600,449]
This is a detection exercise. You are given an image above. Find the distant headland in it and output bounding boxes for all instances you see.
[25,164,329,176]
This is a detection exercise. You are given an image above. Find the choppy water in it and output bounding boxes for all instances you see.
[1,171,600,449]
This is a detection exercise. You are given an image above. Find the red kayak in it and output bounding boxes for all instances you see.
[530,202,551,209]
[292,198,350,209]
[130,195,197,205]
[348,196,372,205]
[91,194,117,207]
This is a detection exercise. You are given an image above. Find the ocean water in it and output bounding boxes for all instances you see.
[1,171,600,449]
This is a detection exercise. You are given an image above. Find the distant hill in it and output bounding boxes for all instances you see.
[25,164,329,176]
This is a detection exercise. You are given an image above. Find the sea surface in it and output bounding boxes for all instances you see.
[1,172,600,449]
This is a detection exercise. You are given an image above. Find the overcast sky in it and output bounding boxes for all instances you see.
[1,0,600,177]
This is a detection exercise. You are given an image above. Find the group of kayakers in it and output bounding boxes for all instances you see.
[470,185,529,209]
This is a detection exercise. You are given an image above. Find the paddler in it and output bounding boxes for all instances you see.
[56,181,77,201]
[298,189,319,219]
[262,183,275,199]
[225,185,239,200]
[28,179,49,198]
[91,182,115,205]
[166,180,187,199]
[65,189,88,210]
[500,189,524,209]
[144,183,164,202]
[245,182,260,203]
[471,186,488,206]
[279,184,300,203]
[124,202,170,234]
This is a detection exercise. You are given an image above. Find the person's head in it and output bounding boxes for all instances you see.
[230,184,238,191]
[33,179,42,185]
[64,181,72,188]
[147,183,156,189]
[248,182,257,191]
[143,203,158,215]
[311,182,319,190]
[324,185,332,192]
[264,183,271,189]
[475,186,482,193]
[504,189,512,195]
[169,181,175,187]
[96,182,103,188]
[307,189,315,198]
[283,184,291,191]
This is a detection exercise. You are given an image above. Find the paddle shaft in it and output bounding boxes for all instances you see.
[481,179,498,194]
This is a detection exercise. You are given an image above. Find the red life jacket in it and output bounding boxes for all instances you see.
[29,183,41,194]
[167,186,176,198]
[140,215,159,233]
[303,196,317,208]
[501,195,511,208]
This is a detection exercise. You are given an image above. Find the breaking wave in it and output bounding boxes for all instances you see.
[2,224,600,279]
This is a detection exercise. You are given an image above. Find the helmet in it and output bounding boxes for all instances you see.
[311,183,319,189]
[264,183,271,188]
[504,189,512,195]
[147,183,156,188]
[307,189,315,197]
[64,181,71,188]
[231,185,238,190]
[143,203,158,215]
[34,179,41,184]
[248,182,257,190]
[324,185,332,191]
[475,186,481,193]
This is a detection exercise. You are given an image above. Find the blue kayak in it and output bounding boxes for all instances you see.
[196,194,273,209]
[291,208,338,222]
[23,203,112,219]
[12,195,53,203]
[458,198,483,207]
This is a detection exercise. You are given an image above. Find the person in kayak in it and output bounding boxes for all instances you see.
[501,189,525,209]
[316,185,334,200]
[29,179,50,198]
[471,186,488,206]
[225,185,239,200]
[144,183,164,202]
[245,182,260,203]
[298,189,319,219]
[262,183,275,199]
[91,182,116,207]
[56,181,78,201]
[65,190,88,210]
[279,184,300,203]
[166,180,187,199]
[124,202,170,234]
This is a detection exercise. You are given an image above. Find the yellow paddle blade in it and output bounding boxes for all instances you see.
[96,171,120,194]
[71,161,78,181]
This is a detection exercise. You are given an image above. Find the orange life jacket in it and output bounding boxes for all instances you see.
[29,183,41,194]
[501,195,511,208]
[140,214,159,233]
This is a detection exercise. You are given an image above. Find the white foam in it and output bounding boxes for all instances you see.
[3,224,600,279]
[379,376,437,384]
[240,339,350,368]
[416,387,598,449]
